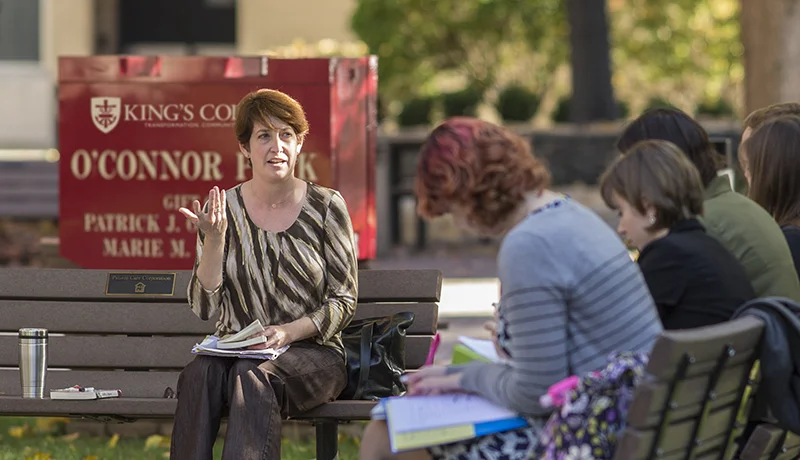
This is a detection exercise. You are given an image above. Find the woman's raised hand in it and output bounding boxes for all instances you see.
[179,186,228,239]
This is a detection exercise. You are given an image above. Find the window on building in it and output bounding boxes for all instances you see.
[0,0,39,60]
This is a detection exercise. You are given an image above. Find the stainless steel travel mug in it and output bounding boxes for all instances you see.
[19,328,48,399]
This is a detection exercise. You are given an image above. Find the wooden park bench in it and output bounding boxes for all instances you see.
[613,316,765,459]
[738,424,800,460]
[0,267,441,460]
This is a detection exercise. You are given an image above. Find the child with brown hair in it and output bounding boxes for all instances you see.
[601,139,755,329]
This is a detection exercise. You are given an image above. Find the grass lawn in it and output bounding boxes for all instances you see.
[0,417,361,460]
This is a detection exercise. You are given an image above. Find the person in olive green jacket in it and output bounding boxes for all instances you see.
[616,107,800,301]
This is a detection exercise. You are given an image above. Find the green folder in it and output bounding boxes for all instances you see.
[451,344,494,365]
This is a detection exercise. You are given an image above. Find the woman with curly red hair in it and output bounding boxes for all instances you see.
[359,117,663,460]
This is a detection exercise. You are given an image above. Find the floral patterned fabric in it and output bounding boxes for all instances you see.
[427,417,546,460]
[534,352,650,460]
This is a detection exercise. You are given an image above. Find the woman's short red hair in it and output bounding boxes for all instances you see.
[415,117,551,230]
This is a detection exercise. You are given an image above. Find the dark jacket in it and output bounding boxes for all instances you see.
[781,225,800,278]
[732,297,800,434]
[638,218,756,330]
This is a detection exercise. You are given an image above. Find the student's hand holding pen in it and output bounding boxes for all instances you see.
[403,332,464,395]
[403,367,463,396]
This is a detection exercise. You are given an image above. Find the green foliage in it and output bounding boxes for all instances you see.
[442,87,483,118]
[553,96,629,122]
[352,0,743,123]
[613,0,740,78]
[645,97,676,110]
[617,100,631,119]
[376,95,385,123]
[397,97,435,127]
[553,96,571,123]
[610,0,742,114]
[351,0,567,104]
[697,98,735,117]
[495,85,540,122]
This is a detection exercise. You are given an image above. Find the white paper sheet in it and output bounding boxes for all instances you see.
[192,335,288,360]
[386,394,520,433]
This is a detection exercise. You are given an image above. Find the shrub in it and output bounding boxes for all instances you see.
[697,98,735,117]
[645,97,675,110]
[375,95,385,123]
[496,85,540,122]
[616,100,630,119]
[442,87,483,118]
[553,96,571,123]
[397,97,434,127]
[552,96,629,122]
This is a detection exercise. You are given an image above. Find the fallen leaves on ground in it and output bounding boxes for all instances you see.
[35,418,68,433]
[60,432,80,442]
[144,434,170,450]
[24,452,52,460]
[8,423,31,438]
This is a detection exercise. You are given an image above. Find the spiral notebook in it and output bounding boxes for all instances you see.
[373,394,529,452]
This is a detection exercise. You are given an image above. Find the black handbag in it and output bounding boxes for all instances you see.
[338,311,415,400]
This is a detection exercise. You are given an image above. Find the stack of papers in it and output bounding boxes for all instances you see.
[192,335,288,360]
[216,319,267,350]
[50,386,121,400]
[375,394,529,452]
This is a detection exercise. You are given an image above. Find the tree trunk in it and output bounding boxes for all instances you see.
[566,0,616,122]
[741,0,800,115]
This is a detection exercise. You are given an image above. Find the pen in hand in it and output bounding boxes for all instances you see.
[401,332,442,385]
[424,332,441,366]
[400,332,442,383]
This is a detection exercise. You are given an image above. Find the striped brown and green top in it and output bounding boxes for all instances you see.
[188,182,359,357]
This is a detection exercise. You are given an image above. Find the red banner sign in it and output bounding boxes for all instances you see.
[58,56,377,269]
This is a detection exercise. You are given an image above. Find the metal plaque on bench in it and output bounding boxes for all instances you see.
[105,273,177,296]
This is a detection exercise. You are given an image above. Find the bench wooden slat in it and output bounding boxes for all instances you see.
[294,400,376,420]
[0,369,180,399]
[0,268,443,303]
[627,361,755,428]
[0,395,379,421]
[358,270,442,302]
[0,301,439,335]
[634,388,742,430]
[0,335,199,369]
[646,316,763,379]
[0,335,434,370]
[353,303,438,334]
[0,395,177,418]
[0,268,192,302]
[0,300,215,335]
[616,406,738,458]
[738,423,800,460]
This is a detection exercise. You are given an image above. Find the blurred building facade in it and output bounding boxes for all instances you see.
[0,0,355,150]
